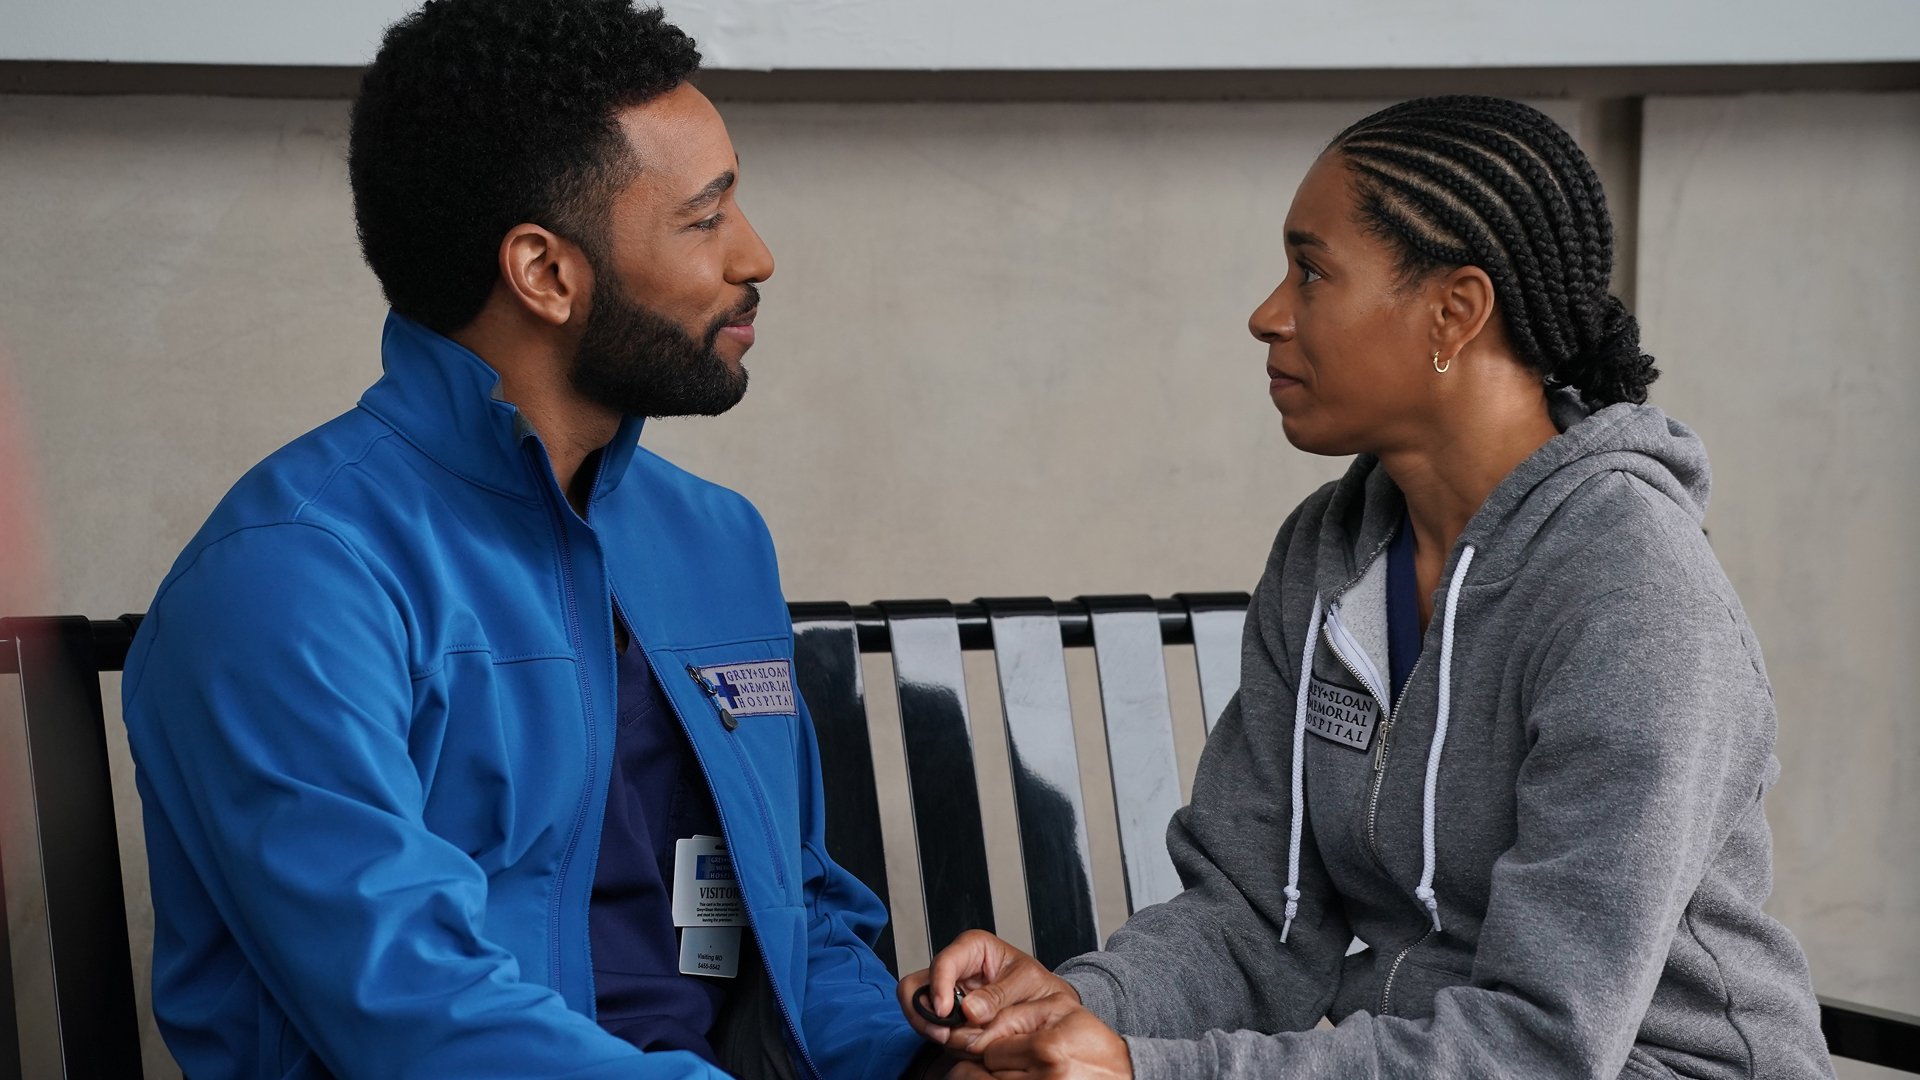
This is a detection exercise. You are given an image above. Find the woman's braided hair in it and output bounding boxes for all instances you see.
[1331,96,1657,407]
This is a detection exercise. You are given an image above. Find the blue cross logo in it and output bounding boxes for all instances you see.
[708,671,745,707]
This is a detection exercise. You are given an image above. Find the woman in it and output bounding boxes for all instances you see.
[898,97,1833,1079]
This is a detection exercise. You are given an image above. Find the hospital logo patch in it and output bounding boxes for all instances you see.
[1305,676,1380,752]
[696,661,796,718]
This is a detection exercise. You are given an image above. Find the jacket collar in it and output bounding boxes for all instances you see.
[358,311,646,507]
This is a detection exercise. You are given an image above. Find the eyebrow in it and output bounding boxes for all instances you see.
[1286,229,1328,251]
[678,168,737,215]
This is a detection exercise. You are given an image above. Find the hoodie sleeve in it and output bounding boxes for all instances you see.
[1057,542,1353,1040]
[1116,583,1780,1080]
[125,523,722,1080]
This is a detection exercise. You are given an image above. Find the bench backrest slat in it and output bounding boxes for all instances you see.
[789,603,895,973]
[1178,593,1249,734]
[1080,596,1186,914]
[3,616,143,1080]
[876,601,996,953]
[981,599,1099,968]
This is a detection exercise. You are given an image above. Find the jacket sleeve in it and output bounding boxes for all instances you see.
[125,523,724,1080]
[1116,585,1781,1080]
[788,689,928,1080]
[1057,541,1354,1040]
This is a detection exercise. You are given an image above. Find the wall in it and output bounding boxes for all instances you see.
[1,87,1914,1078]
[6,0,1920,68]
[1637,91,1920,1016]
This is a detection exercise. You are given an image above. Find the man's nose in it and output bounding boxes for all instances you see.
[730,213,775,286]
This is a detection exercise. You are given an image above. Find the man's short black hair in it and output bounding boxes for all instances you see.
[349,0,700,334]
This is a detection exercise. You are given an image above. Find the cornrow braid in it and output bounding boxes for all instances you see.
[1330,96,1658,407]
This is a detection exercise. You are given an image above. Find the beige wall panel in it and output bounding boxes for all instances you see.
[0,96,389,619]
[1637,91,1920,1015]
[656,101,1381,605]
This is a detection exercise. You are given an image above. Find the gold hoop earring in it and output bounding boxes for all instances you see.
[1433,349,1452,374]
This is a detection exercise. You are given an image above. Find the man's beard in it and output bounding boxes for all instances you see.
[570,270,756,419]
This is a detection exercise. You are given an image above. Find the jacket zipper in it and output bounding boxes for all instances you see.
[656,644,822,1080]
[533,451,607,993]
[687,666,739,731]
[681,666,786,890]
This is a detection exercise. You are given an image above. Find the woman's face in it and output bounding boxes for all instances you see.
[1249,154,1446,457]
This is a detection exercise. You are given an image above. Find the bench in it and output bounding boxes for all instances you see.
[4,605,1917,1078]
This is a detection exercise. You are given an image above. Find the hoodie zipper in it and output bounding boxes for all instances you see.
[1316,521,1451,1010]
[1378,548,1451,1015]
[1323,521,1451,996]
[1366,656,1424,855]
[1318,527,1413,861]
[1381,926,1434,1016]
[657,642,821,1080]
[1326,609,1424,863]
[1314,529,1396,720]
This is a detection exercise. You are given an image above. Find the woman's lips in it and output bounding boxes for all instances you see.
[1267,366,1303,392]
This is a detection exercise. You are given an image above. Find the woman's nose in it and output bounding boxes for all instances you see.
[1248,283,1293,344]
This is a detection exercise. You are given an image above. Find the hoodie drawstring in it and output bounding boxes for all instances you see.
[1280,593,1323,944]
[1414,544,1475,934]
[1281,544,1476,945]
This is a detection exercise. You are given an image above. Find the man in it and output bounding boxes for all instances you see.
[123,3,939,1077]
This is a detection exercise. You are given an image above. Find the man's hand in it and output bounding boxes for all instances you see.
[897,930,1081,1050]
[902,1043,967,1079]
[947,1007,1132,1080]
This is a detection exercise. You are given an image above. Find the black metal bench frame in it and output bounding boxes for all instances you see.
[4,606,1916,1079]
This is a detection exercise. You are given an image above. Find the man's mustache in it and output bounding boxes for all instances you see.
[704,284,761,345]
[721,285,760,327]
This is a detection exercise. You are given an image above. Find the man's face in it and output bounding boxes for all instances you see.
[570,84,774,418]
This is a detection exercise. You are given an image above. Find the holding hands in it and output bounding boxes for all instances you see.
[898,930,1131,1080]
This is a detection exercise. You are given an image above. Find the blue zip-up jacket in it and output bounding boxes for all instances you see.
[123,313,923,1080]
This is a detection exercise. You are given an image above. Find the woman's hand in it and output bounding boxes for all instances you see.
[897,930,1082,1049]
[947,1007,1132,1080]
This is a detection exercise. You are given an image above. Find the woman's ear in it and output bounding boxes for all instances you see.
[497,224,592,327]
[1432,264,1497,361]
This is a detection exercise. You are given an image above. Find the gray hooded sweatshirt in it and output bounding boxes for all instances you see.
[1057,396,1833,1079]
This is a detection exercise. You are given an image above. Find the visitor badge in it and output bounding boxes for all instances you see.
[672,836,746,928]
[679,925,742,979]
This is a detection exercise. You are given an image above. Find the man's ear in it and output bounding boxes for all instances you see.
[1431,264,1498,361]
[497,224,592,327]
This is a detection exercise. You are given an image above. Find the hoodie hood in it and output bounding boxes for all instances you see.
[1313,390,1713,602]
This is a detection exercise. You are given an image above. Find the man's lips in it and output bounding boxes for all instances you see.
[718,307,757,346]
